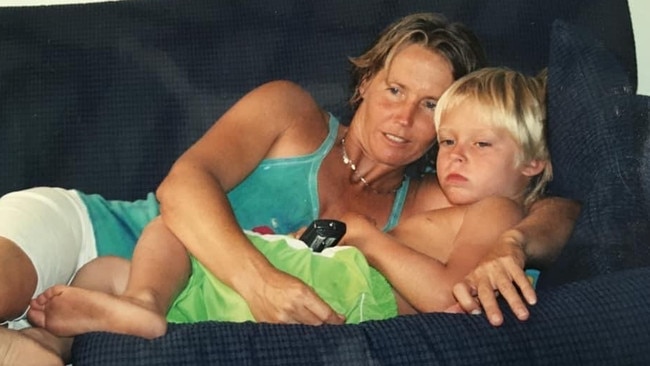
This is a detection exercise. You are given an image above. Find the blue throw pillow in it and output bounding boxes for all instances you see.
[538,20,650,288]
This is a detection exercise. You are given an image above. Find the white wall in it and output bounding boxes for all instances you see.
[1,0,648,95]
[629,0,649,95]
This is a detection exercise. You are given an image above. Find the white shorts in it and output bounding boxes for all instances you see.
[0,187,97,325]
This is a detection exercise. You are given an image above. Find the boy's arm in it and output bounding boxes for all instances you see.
[341,197,523,312]
[452,197,580,326]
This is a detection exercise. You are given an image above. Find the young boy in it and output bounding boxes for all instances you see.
[27,67,551,339]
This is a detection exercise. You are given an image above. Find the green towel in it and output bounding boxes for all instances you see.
[167,231,397,324]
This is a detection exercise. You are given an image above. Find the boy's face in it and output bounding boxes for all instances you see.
[435,101,534,205]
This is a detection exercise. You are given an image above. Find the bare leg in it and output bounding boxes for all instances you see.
[20,327,72,363]
[28,257,169,339]
[28,216,190,339]
[0,234,71,365]
[120,216,191,316]
[0,237,37,322]
[0,326,65,366]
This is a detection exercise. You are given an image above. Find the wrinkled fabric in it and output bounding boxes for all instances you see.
[167,232,397,324]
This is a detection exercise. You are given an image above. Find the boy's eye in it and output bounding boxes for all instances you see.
[439,139,454,146]
[388,86,400,95]
[423,100,437,110]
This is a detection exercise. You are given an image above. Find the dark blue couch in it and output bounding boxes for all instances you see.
[1,0,648,364]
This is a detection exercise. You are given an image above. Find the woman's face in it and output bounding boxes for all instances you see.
[353,44,454,167]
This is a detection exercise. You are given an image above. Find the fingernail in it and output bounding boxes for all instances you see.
[490,314,503,325]
[470,309,482,315]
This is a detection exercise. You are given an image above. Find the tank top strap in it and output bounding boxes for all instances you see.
[316,113,340,157]
[382,176,410,231]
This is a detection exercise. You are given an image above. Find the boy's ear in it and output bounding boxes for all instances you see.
[521,159,547,177]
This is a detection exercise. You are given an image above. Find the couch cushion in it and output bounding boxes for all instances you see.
[538,20,650,288]
[72,265,650,365]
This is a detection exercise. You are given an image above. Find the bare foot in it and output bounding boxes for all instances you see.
[0,326,64,366]
[27,285,167,339]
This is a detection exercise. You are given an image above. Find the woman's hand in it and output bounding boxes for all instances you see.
[448,229,537,326]
[247,267,345,325]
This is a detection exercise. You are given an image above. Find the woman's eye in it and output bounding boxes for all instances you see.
[475,141,491,148]
[388,87,400,95]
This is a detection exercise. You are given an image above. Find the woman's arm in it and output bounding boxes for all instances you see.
[451,197,580,326]
[341,197,523,312]
[157,81,343,325]
[521,197,581,267]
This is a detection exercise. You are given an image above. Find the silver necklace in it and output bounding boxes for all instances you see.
[340,136,404,195]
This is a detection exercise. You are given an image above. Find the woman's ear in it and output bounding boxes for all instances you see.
[521,159,546,177]
[358,76,370,97]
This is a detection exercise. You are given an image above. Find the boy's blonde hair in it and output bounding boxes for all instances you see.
[434,67,552,207]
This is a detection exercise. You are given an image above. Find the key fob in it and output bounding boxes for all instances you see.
[299,219,346,252]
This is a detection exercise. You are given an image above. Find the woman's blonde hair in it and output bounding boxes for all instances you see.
[434,67,552,207]
[348,13,486,111]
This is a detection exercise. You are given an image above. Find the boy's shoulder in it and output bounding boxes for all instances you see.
[466,196,523,215]
[402,173,449,218]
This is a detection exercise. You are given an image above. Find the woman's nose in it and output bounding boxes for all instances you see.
[396,101,417,126]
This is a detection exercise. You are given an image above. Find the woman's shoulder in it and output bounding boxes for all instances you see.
[249,80,328,127]
[255,80,321,110]
[237,80,333,156]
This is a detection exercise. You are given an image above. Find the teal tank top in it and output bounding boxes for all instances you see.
[78,192,159,259]
[80,113,410,257]
[227,114,410,234]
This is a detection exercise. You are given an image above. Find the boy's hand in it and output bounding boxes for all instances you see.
[450,229,537,326]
